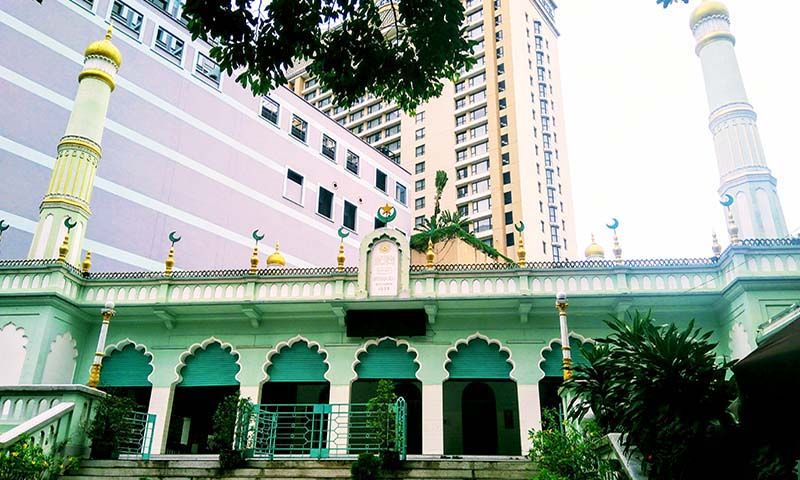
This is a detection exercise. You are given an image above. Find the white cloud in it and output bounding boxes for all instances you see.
[558,0,799,258]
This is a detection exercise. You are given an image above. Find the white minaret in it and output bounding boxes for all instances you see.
[690,1,788,239]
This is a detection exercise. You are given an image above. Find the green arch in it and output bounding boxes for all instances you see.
[356,340,419,379]
[541,337,593,377]
[446,338,512,380]
[266,341,328,383]
[99,344,153,387]
[179,342,240,387]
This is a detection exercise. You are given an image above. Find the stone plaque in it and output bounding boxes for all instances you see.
[368,240,399,297]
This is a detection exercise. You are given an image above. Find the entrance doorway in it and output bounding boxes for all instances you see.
[166,385,239,454]
[443,380,519,455]
[462,382,497,454]
[350,379,422,454]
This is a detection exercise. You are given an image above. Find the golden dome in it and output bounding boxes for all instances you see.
[690,1,729,28]
[267,241,286,266]
[84,26,122,67]
[584,235,605,259]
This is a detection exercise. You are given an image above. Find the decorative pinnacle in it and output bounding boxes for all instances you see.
[337,239,346,272]
[612,231,623,263]
[727,209,740,245]
[250,246,259,275]
[58,234,70,262]
[555,292,568,315]
[164,246,175,276]
[105,25,113,41]
[711,232,722,257]
[426,238,435,269]
[517,232,527,267]
[82,251,92,274]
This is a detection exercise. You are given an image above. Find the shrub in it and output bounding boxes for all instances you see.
[351,453,381,480]
[208,395,250,471]
[564,311,738,480]
[87,394,139,460]
[0,436,79,480]
[366,380,398,454]
[528,411,620,480]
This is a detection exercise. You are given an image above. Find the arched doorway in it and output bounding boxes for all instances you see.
[261,340,330,456]
[462,382,497,454]
[539,337,592,427]
[443,337,520,456]
[351,339,422,455]
[99,343,153,410]
[167,342,240,454]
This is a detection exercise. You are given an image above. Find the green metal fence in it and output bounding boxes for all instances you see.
[118,412,156,460]
[236,399,407,460]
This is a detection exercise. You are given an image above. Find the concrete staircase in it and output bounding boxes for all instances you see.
[62,458,538,479]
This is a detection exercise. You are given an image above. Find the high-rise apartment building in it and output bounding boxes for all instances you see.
[288,0,577,263]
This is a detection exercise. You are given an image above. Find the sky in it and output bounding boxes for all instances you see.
[556,0,800,259]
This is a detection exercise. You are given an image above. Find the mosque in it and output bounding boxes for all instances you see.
[0,0,798,464]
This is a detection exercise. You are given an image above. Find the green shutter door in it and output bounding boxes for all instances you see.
[267,342,329,383]
[447,340,512,380]
[179,343,240,387]
[99,345,153,387]
[356,342,419,379]
[541,338,592,377]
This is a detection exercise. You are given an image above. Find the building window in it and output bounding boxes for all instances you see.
[502,152,510,165]
[396,183,408,205]
[317,187,334,219]
[415,128,425,140]
[473,197,491,213]
[500,115,508,128]
[549,206,558,223]
[456,114,466,126]
[346,151,360,175]
[322,135,337,161]
[505,211,513,225]
[503,171,511,184]
[376,170,387,192]
[343,201,357,231]
[506,232,515,247]
[457,186,468,198]
[504,191,512,205]
[552,245,561,262]
[195,52,221,87]
[415,197,425,210]
[145,0,186,23]
[110,0,144,37]
[474,217,492,233]
[290,115,308,142]
[416,112,425,124]
[415,145,426,157]
[350,110,364,122]
[415,162,425,174]
[415,216,425,227]
[154,27,184,62]
[367,117,382,130]
[260,97,280,125]
[385,124,401,136]
[415,179,425,192]
[284,169,304,205]
[386,109,400,121]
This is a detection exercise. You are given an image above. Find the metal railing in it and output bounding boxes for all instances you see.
[118,412,156,460]
[236,399,407,460]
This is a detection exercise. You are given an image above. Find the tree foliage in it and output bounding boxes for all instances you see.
[410,170,514,263]
[564,311,738,480]
[182,0,476,112]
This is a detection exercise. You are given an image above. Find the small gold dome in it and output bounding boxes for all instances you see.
[584,235,605,259]
[690,0,729,28]
[267,241,286,266]
[85,26,123,67]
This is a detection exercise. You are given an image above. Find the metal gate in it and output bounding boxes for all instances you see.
[236,399,407,460]
[118,412,156,459]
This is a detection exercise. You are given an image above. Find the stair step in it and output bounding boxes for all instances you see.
[63,459,538,480]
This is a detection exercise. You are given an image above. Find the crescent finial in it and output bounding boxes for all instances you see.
[514,221,525,233]
[338,227,351,239]
[0,220,9,232]
[168,231,182,245]
[606,218,620,230]
[64,217,78,230]
[720,194,734,207]
[252,229,265,242]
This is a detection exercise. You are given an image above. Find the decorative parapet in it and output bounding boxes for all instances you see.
[0,240,798,306]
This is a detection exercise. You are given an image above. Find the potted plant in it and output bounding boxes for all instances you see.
[86,395,138,460]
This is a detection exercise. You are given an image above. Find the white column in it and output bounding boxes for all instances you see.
[517,384,542,454]
[147,386,174,455]
[328,384,350,452]
[421,384,443,455]
[239,385,261,403]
